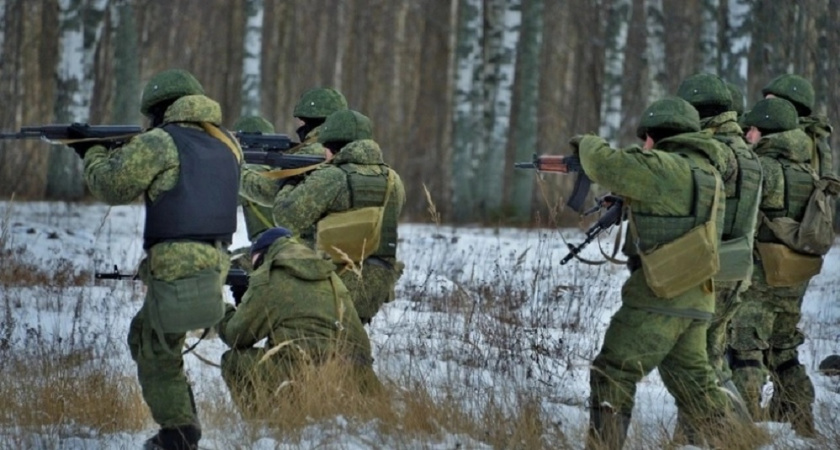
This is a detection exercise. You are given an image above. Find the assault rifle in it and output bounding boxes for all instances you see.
[95,266,250,304]
[0,123,143,146]
[515,154,590,213]
[560,195,624,265]
[233,132,325,169]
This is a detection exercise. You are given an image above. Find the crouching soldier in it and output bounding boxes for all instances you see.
[216,227,380,419]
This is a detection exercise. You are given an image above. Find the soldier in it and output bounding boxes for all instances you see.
[69,69,241,450]
[272,109,405,325]
[239,88,348,209]
[217,227,379,418]
[576,97,734,448]
[677,73,762,405]
[729,97,820,437]
[762,74,834,177]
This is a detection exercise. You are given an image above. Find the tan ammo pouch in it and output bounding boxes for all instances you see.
[146,267,226,334]
[714,235,754,282]
[317,170,395,264]
[755,242,823,287]
[630,174,721,299]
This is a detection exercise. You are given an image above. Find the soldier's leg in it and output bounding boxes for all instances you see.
[128,308,200,448]
[767,309,815,437]
[221,347,297,419]
[588,306,685,449]
[708,287,742,386]
[728,293,775,418]
[340,264,395,324]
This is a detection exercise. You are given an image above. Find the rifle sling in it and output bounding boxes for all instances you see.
[199,122,243,164]
[261,163,324,180]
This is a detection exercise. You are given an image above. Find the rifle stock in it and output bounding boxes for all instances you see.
[560,196,624,265]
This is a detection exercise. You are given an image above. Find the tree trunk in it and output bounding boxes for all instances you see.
[110,0,139,124]
[47,0,108,200]
[644,0,666,102]
[699,0,719,73]
[720,0,750,94]
[451,0,484,222]
[598,0,631,145]
[510,0,544,221]
[240,0,263,117]
[481,0,521,218]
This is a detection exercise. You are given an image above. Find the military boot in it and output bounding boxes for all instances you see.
[587,406,630,450]
[143,424,200,450]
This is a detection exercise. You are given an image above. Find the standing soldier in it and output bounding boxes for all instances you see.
[576,97,735,448]
[217,227,379,418]
[762,74,834,177]
[271,109,405,325]
[69,69,241,450]
[239,88,348,209]
[729,97,822,437]
[677,73,762,405]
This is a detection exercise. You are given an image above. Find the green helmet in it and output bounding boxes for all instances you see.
[635,96,701,140]
[140,69,205,116]
[676,73,732,117]
[318,109,373,144]
[293,88,348,119]
[741,98,798,134]
[232,115,275,134]
[761,74,814,117]
[726,82,745,116]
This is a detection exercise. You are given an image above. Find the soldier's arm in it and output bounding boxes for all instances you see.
[239,164,279,206]
[577,134,686,206]
[83,129,178,204]
[272,168,343,234]
[758,157,784,210]
[216,283,277,349]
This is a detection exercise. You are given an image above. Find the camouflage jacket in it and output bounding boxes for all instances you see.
[272,139,406,257]
[239,125,329,207]
[800,115,834,177]
[83,94,232,281]
[578,132,728,318]
[753,129,814,212]
[216,237,373,363]
[701,111,743,196]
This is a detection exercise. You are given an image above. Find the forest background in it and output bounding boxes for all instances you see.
[0,0,837,225]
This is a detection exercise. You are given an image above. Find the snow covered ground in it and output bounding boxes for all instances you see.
[1,201,838,449]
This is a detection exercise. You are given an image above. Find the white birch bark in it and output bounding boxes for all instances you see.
[241,0,264,117]
[700,0,719,73]
[451,0,484,221]
[332,0,347,88]
[644,0,666,102]
[481,0,521,214]
[599,0,631,145]
[722,0,751,91]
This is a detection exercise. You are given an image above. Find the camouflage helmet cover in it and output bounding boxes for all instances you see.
[293,88,349,119]
[741,97,798,133]
[636,96,701,140]
[676,73,733,112]
[318,109,373,144]
[232,115,275,134]
[761,74,815,116]
[726,82,745,116]
[140,69,205,116]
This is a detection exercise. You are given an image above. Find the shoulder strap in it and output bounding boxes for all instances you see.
[199,123,243,163]
[261,163,324,180]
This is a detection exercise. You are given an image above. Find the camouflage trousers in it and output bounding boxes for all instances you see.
[728,274,814,434]
[707,285,743,385]
[338,258,403,324]
[590,305,729,433]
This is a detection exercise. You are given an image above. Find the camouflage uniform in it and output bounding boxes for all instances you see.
[217,235,378,418]
[232,115,277,244]
[239,88,348,209]
[273,110,405,324]
[678,73,762,392]
[581,97,732,448]
[82,70,239,450]
[729,98,819,436]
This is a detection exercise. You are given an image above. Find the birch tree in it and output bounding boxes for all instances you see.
[510,0,544,220]
[699,0,720,73]
[241,0,264,117]
[451,0,484,222]
[111,0,140,124]
[0,0,6,62]
[598,0,631,145]
[481,0,521,217]
[720,0,751,92]
[47,0,109,200]
[644,0,666,102]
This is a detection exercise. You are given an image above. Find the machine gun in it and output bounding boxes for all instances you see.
[559,195,624,265]
[515,154,590,213]
[95,266,250,305]
[0,123,142,146]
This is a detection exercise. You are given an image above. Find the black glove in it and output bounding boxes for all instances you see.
[568,134,586,152]
[66,123,98,158]
[229,284,248,306]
